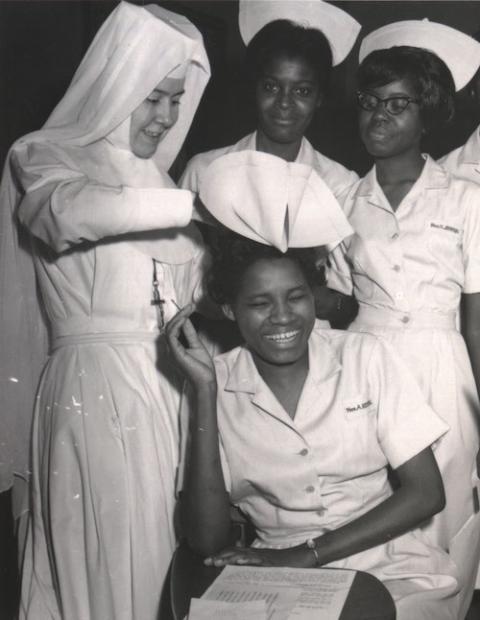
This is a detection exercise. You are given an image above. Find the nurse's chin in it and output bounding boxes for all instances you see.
[255,345,308,367]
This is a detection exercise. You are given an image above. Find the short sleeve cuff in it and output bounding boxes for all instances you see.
[462,267,480,294]
[326,268,353,296]
[381,404,449,470]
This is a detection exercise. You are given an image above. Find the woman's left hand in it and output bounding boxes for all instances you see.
[166,304,216,387]
[204,545,313,568]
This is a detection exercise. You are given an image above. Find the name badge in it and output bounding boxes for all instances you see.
[344,396,375,420]
[430,222,460,235]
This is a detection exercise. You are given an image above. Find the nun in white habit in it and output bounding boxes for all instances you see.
[0,2,210,618]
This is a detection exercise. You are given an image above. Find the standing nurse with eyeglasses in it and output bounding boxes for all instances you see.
[327,20,480,618]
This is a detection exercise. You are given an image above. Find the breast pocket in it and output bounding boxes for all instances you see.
[341,395,381,470]
[427,220,463,267]
[427,220,464,301]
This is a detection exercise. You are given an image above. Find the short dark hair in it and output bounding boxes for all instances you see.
[358,46,455,132]
[207,229,320,305]
[246,19,333,93]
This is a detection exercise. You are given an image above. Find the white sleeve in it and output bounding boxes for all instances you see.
[326,239,354,296]
[369,339,449,470]
[219,436,232,493]
[191,247,214,310]
[13,142,193,253]
[462,183,480,294]
[179,154,205,194]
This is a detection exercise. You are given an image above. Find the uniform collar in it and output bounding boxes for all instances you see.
[296,137,316,167]
[241,132,258,151]
[224,323,342,396]
[455,125,480,165]
[354,154,450,205]
[249,131,313,166]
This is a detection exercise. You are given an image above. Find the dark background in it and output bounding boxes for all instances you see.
[1,0,480,180]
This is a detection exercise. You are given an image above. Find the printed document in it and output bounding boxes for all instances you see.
[199,565,355,620]
[188,597,268,619]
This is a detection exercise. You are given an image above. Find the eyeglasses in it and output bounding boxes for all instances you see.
[356,91,420,116]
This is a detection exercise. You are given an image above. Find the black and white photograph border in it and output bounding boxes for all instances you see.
[1,2,480,619]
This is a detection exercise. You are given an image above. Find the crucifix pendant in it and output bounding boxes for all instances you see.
[151,259,165,331]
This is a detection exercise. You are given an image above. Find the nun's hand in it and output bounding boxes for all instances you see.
[166,304,216,387]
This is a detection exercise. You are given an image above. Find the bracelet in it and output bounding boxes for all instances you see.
[305,538,320,566]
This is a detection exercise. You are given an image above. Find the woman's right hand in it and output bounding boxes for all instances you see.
[166,304,216,387]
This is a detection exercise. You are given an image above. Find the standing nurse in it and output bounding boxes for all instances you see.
[440,30,480,182]
[0,2,210,618]
[328,19,480,618]
[182,0,360,328]
[181,0,360,197]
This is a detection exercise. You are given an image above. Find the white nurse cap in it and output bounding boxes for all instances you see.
[359,19,480,91]
[199,150,353,253]
[239,0,361,66]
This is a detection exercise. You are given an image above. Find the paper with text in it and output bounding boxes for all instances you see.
[188,597,267,619]
[202,565,355,619]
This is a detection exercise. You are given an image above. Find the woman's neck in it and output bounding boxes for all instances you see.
[252,351,309,419]
[375,150,424,185]
[375,151,425,211]
[255,131,302,162]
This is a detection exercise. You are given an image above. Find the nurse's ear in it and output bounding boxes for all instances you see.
[221,304,236,322]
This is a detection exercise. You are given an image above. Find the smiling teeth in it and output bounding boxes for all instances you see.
[144,130,161,138]
[265,330,300,342]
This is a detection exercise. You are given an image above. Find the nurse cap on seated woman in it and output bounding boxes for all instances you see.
[167,150,459,620]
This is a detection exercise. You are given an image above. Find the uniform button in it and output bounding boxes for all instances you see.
[316,508,326,516]
[394,292,404,300]
[392,264,401,272]
[305,485,315,493]
[391,232,399,240]
[401,315,410,324]
[299,448,309,456]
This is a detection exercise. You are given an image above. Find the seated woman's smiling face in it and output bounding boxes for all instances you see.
[223,256,316,369]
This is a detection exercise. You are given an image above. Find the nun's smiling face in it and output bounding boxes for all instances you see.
[129,76,185,159]
[255,54,322,149]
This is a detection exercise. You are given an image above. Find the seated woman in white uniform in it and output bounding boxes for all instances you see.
[327,20,480,618]
[0,2,210,619]
[167,151,459,620]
